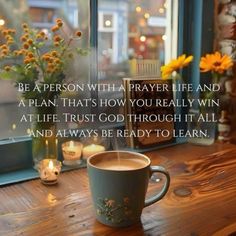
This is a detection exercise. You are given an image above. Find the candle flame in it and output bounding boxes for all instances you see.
[45,140,48,145]
[49,160,54,170]
[69,140,74,148]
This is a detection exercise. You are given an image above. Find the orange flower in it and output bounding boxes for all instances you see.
[0,44,8,50]
[54,42,60,47]
[161,54,193,79]
[7,39,14,45]
[5,35,12,40]
[1,49,8,55]
[29,58,36,63]
[51,51,58,57]
[21,36,27,42]
[17,50,23,56]
[27,39,33,45]
[10,29,16,34]
[199,51,233,74]
[4,66,11,71]
[40,31,45,37]
[42,54,51,62]
[22,23,28,29]
[23,43,29,49]
[55,58,61,64]
[7,29,16,34]
[2,30,8,36]
[19,49,26,55]
[56,18,62,23]
[75,31,82,37]
[51,25,59,32]
[53,35,62,42]
[24,58,30,64]
[27,52,34,58]
[57,21,63,27]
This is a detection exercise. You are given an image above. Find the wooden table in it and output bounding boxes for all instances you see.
[1,143,236,236]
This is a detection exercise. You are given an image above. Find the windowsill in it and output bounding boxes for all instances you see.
[0,161,87,186]
[0,123,186,186]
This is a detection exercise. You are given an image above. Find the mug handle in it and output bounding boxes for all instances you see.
[144,166,170,207]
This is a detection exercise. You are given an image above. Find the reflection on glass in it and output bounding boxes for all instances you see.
[98,0,168,82]
[97,0,170,123]
[0,0,89,139]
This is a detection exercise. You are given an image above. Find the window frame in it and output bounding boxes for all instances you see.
[0,0,215,183]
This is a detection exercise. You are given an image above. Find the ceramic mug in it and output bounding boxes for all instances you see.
[87,151,170,227]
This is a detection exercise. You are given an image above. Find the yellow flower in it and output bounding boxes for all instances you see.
[200,51,233,74]
[161,54,193,79]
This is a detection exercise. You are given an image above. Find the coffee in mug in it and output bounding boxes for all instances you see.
[87,151,170,227]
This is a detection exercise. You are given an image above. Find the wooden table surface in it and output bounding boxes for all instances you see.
[1,143,236,236]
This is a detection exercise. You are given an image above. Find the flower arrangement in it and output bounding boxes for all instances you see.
[161,52,233,82]
[161,54,193,80]
[0,19,89,167]
[0,18,88,100]
[199,51,233,82]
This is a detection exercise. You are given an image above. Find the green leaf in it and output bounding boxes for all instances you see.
[0,70,15,80]
[76,48,90,56]
[37,42,45,47]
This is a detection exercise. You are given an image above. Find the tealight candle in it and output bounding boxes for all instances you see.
[62,140,83,166]
[82,144,105,160]
[38,159,61,185]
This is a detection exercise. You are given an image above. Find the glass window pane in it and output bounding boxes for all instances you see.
[0,0,90,139]
[97,0,176,118]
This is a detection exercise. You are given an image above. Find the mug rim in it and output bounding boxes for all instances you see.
[87,150,151,171]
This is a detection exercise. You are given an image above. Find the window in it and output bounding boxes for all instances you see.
[97,0,178,121]
[0,0,90,140]
[0,0,177,140]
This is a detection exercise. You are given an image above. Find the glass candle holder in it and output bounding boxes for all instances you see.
[62,140,83,166]
[81,134,108,161]
[38,159,61,185]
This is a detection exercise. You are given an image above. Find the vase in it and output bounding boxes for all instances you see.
[32,105,58,169]
[187,108,217,146]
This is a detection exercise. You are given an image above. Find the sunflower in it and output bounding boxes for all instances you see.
[199,51,233,74]
[161,54,193,79]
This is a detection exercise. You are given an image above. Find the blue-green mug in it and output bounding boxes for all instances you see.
[87,151,170,227]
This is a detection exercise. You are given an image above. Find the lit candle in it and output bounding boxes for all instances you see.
[82,144,105,160]
[45,139,49,158]
[55,138,58,159]
[38,159,61,185]
[62,140,83,166]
